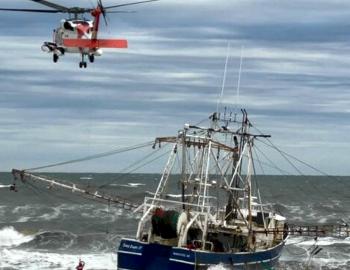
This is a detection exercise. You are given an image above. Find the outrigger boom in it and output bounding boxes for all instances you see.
[11,169,139,210]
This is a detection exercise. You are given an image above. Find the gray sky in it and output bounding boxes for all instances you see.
[1,0,350,174]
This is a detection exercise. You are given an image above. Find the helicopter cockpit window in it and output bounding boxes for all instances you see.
[63,21,74,31]
[72,21,90,26]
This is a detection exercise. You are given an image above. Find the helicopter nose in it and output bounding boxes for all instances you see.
[76,24,90,37]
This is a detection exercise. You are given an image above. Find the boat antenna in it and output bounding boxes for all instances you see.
[216,42,231,116]
[234,46,244,122]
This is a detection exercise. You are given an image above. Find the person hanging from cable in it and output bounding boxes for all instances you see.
[76,259,85,270]
[9,183,18,192]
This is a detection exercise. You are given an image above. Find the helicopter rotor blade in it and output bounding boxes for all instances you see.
[105,10,136,13]
[97,0,109,26]
[104,0,159,10]
[31,1,90,14]
[0,8,61,13]
[0,0,155,15]
[30,0,69,12]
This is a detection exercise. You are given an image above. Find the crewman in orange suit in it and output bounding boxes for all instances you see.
[76,259,85,270]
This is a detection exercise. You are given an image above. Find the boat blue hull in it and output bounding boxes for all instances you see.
[117,238,285,270]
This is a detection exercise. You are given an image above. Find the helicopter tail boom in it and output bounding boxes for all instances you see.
[63,39,128,49]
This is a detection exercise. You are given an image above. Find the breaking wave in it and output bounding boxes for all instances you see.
[0,226,35,247]
[0,249,117,270]
[287,236,350,246]
[208,264,230,270]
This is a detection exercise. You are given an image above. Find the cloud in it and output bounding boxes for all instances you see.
[0,1,350,174]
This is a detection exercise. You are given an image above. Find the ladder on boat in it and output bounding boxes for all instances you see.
[286,223,350,237]
[253,223,350,238]
[153,144,177,197]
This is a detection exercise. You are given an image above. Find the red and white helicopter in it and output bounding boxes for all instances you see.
[0,0,158,68]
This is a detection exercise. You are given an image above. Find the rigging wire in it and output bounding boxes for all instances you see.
[252,124,341,178]
[251,146,264,199]
[253,145,292,175]
[17,142,172,215]
[25,179,49,198]
[26,143,168,190]
[252,146,266,175]
[119,143,169,174]
[98,143,171,188]
[122,148,172,176]
[253,141,323,182]
[26,141,154,171]
[98,144,165,188]
[261,140,304,175]
[256,137,350,203]
[194,117,210,127]
[255,135,350,192]
[256,137,339,178]
[250,129,350,230]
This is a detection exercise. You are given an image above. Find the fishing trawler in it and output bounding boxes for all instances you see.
[9,105,350,270]
[117,109,288,270]
[11,107,350,269]
[11,108,289,269]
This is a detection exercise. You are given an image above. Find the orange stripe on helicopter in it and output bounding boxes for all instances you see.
[63,39,128,49]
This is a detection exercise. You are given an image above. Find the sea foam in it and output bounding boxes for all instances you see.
[208,264,230,270]
[0,249,117,270]
[0,226,35,247]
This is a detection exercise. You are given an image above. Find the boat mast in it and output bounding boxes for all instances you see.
[247,137,254,249]
[181,126,187,210]
[225,110,247,222]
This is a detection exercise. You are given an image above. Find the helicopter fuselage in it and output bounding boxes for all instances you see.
[41,19,103,59]
[40,11,127,68]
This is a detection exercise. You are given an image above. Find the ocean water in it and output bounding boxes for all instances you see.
[0,172,349,270]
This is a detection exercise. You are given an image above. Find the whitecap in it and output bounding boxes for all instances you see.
[110,183,145,188]
[12,205,32,214]
[128,183,145,187]
[0,249,117,270]
[208,263,230,270]
[36,207,61,221]
[80,176,93,180]
[114,184,131,187]
[16,216,31,223]
[292,236,350,246]
[318,217,328,223]
[0,226,35,247]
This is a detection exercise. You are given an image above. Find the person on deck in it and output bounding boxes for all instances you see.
[76,260,85,270]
